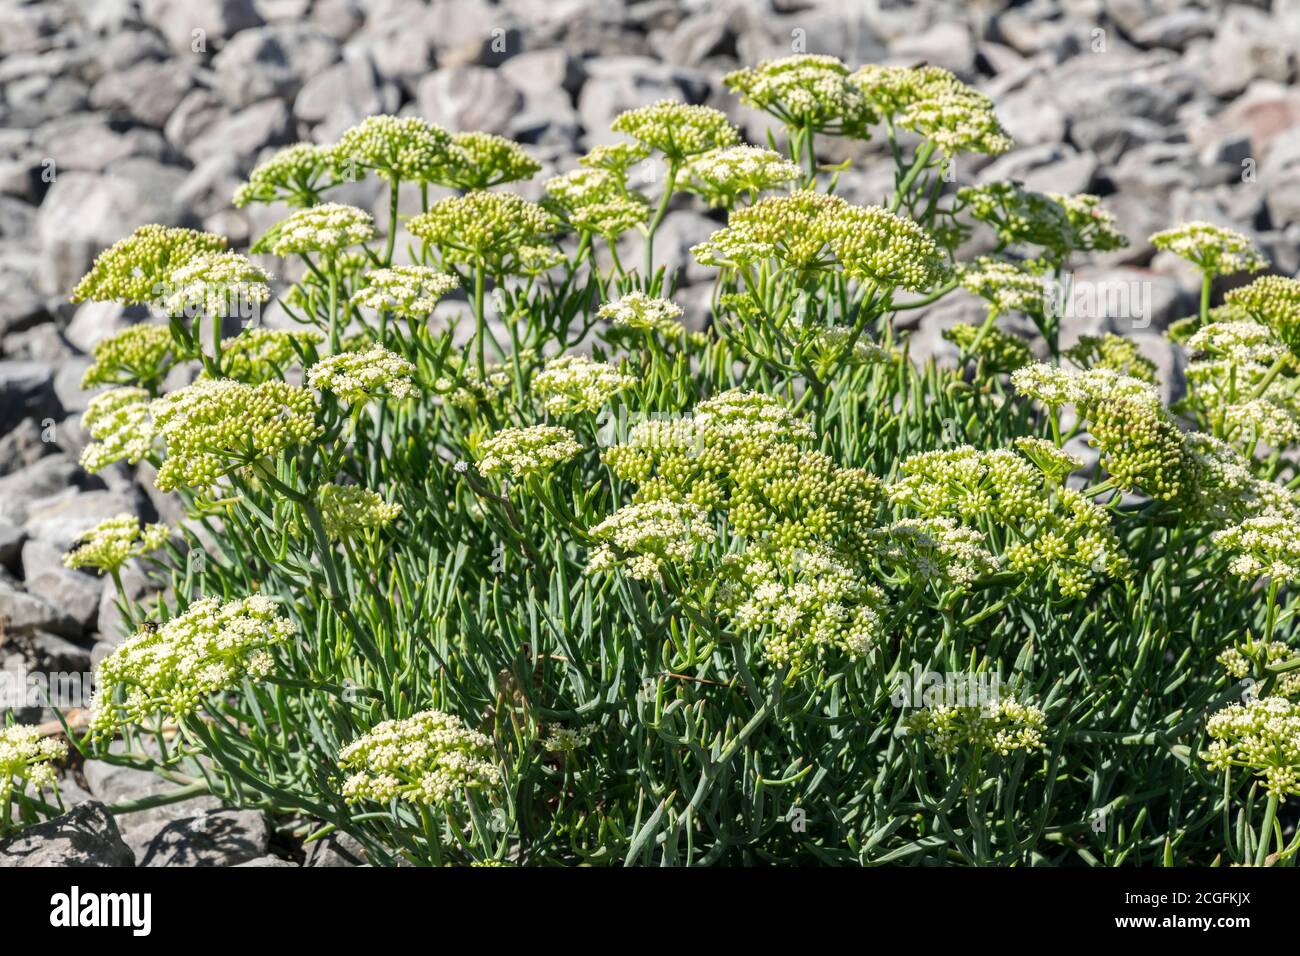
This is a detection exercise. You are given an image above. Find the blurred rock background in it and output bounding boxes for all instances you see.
[1,0,1299,864]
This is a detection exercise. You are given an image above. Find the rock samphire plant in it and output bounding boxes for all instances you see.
[20,55,1300,866]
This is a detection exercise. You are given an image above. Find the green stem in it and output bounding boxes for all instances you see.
[644,161,679,276]
[1255,793,1278,866]
[890,141,936,214]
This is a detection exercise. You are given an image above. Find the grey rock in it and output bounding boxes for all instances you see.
[186,98,294,165]
[1203,6,1298,99]
[1131,9,1215,51]
[36,159,193,299]
[65,302,152,355]
[295,49,399,142]
[1067,266,1188,334]
[304,829,367,866]
[21,538,104,635]
[34,114,169,174]
[139,808,270,867]
[891,21,976,76]
[0,454,83,526]
[89,60,198,129]
[0,801,134,867]
[17,628,93,673]
[0,574,76,637]
[23,488,149,550]
[0,416,55,477]
[212,24,341,109]
[0,518,22,572]
[430,0,524,68]
[237,854,297,866]
[164,88,230,153]
[417,66,523,136]
[1071,115,1168,164]
[140,0,265,56]
[0,361,59,436]
[577,57,705,148]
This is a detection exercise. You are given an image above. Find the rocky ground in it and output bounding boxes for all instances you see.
[1,0,1299,865]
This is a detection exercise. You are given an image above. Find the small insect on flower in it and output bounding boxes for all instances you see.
[89,595,297,738]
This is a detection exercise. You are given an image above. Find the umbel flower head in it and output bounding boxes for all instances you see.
[942,322,1033,374]
[163,252,272,318]
[0,725,66,804]
[530,353,636,415]
[958,183,1073,256]
[587,499,718,582]
[1203,696,1300,799]
[905,697,1047,758]
[408,191,554,273]
[317,483,402,539]
[874,516,998,592]
[853,65,1011,157]
[826,204,946,292]
[269,203,377,257]
[680,146,801,208]
[580,142,650,174]
[1064,334,1158,385]
[609,100,740,161]
[474,425,582,481]
[216,328,322,384]
[1011,364,1195,502]
[307,346,418,405]
[63,513,169,576]
[889,445,1129,598]
[1224,275,1300,354]
[718,545,890,664]
[89,595,296,738]
[1212,512,1300,583]
[333,115,454,183]
[350,266,460,319]
[71,225,227,305]
[151,378,323,491]
[80,387,157,473]
[233,142,340,208]
[434,131,541,190]
[543,167,648,240]
[693,190,850,272]
[723,55,876,137]
[598,291,684,336]
[1050,193,1127,253]
[338,709,501,806]
[957,257,1048,316]
[81,324,185,391]
[1150,222,1268,277]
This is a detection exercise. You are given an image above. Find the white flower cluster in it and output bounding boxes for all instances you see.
[350,266,459,319]
[598,292,684,336]
[530,353,636,415]
[718,546,889,663]
[681,146,802,207]
[90,596,296,737]
[1150,221,1267,277]
[339,709,501,806]
[905,697,1047,758]
[1203,696,1300,798]
[270,203,377,256]
[0,725,66,803]
[541,723,598,752]
[588,499,717,582]
[317,483,402,540]
[958,257,1048,315]
[63,513,170,576]
[307,346,418,405]
[873,516,998,591]
[80,387,157,473]
[1212,513,1300,583]
[163,252,271,317]
[723,55,875,136]
[474,425,582,481]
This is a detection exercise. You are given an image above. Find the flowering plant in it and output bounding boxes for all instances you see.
[27,56,1300,869]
